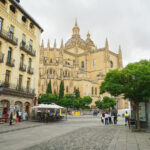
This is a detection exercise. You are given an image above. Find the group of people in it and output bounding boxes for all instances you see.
[9,111,26,125]
[101,111,117,125]
[101,111,130,126]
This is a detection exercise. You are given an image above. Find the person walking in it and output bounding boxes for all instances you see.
[105,112,109,125]
[113,111,117,124]
[9,112,13,125]
[124,111,130,126]
[18,111,22,122]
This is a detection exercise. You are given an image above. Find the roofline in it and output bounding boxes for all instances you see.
[9,0,44,32]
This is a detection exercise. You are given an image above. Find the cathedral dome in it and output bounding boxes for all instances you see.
[65,20,87,49]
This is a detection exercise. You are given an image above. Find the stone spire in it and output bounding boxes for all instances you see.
[41,39,44,48]
[72,19,80,38]
[118,45,123,69]
[47,39,50,49]
[60,39,63,49]
[54,39,56,49]
[87,32,90,40]
[105,38,109,50]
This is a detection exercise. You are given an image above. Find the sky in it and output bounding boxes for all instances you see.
[20,0,150,67]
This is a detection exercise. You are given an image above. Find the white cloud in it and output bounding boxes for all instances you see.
[20,0,150,67]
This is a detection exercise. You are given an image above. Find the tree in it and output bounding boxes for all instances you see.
[74,88,80,98]
[100,60,150,129]
[59,80,64,99]
[61,94,74,109]
[46,80,52,94]
[38,93,58,104]
[95,96,116,110]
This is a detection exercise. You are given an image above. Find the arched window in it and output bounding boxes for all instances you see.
[50,69,52,74]
[110,61,113,68]
[81,61,84,68]
[66,86,68,93]
[95,88,97,95]
[50,59,52,63]
[91,87,94,95]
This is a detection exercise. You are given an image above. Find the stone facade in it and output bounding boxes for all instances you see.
[0,0,43,117]
[39,21,125,108]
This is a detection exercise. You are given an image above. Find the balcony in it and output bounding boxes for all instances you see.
[6,59,15,67]
[19,64,26,72]
[0,29,18,45]
[20,42,36,56]
[27,67,34,75]
[0,81,35,99]
[0,52,4,63]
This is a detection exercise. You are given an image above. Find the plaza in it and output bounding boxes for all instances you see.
[0,116,150,150]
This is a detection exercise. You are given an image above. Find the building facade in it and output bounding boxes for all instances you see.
[0,0,43,118]
[39,21,128,108]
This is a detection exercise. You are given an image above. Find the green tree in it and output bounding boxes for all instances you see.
[59,80,64,99]
[61,94,74,109]
[74,88,80,98]
[46,80,52,94]
[38,93,58,104]
[100,60,150,129]
[95,96,116,110]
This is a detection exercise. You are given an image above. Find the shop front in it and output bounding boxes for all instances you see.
[0,100,10,121]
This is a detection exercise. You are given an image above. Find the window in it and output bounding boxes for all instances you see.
[30,23,34,29]
[9,25,14,40]
[7,47,12,63]
[93,59,96,67]
[81,61,84,68]
[74,87,76,92]
[20,54,24,67]
[19,75,23,89]
[28,58,32,68]
[50,59,52,63]
[10,5,16,14]
[66,86,68,93]
[110,61,113,68]
[0,17,3,31]
[95,88,97,95]
[22,16,27,23]
[22,34,26,46]
[27,78,30,91]
[5,70,10,84]
[29,40,33,50]
[91,87,94,95]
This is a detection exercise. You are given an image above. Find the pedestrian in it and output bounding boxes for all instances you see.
[105,112,109,125]
[124,111,130,126]
[101,113,104,123]
[108,113,112,124]
[18,111,22,122]
[9,112,13,125]
[113,111,117,124]
[16,111,19,123]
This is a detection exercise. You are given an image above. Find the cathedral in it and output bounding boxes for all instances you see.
[38,21,124,108]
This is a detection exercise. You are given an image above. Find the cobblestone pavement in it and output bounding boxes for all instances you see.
[24,126,118,150]
[0,116,150,150]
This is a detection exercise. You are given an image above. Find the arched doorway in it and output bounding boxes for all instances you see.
[0,100,10,118]
[24,102,30,120]
[15,101,23,112]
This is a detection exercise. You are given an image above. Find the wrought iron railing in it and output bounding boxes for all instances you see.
[27,67,34,74]
[19,64,26,72]
[6,58,15,67]
[20,42,36,56]
[0,29,18,45]
[0,81,35,95]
